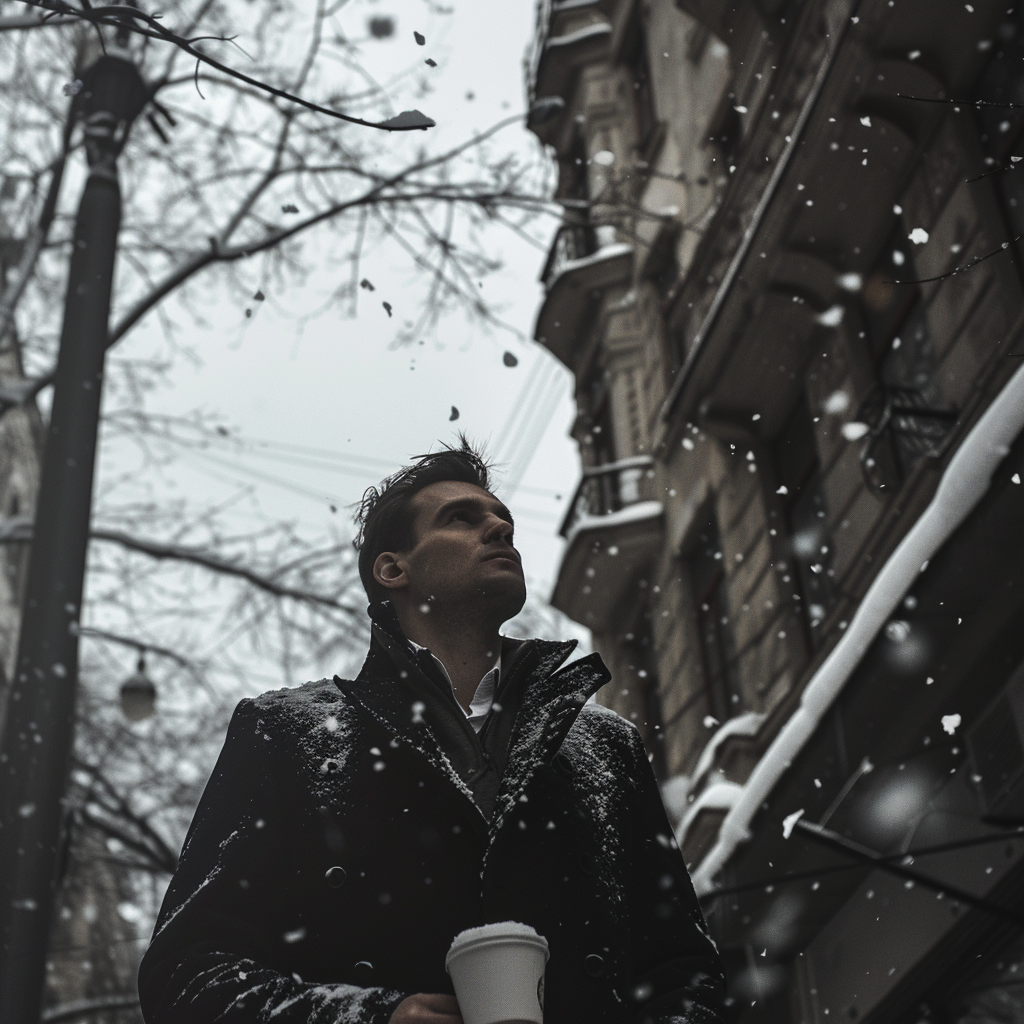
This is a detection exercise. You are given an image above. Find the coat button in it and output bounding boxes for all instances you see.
[325,865,347,888]
[553,753,572,777]
[578,853,596,876]
[584,953,605,978]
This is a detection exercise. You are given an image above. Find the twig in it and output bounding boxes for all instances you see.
[700,825,1024,900]
[0,10,78,29]
[795,819,1024,925]
[886,235,1021,285]
[966,158,1023,184]
[897,92,1024,111]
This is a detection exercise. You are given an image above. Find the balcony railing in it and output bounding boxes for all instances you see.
[856,384,958,494]
[525,0,554,102]
[540,222,599,289]
[559,455,656,538]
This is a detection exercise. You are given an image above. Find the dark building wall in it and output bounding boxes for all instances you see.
[529,0,1024,1021]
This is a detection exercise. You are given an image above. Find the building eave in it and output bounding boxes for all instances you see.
[534,243,634,372]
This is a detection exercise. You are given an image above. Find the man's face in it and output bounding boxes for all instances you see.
[376,480,526,622]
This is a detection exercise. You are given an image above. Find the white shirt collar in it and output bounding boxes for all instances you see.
[408,641,500,733]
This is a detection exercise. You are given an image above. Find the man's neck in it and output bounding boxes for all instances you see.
[397,606,501,712]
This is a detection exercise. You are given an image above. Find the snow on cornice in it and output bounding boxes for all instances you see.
[689,357,1024,896]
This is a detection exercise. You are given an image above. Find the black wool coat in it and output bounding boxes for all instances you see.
[139,606,724,1024]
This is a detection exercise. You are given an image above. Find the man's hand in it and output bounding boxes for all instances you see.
[390,993,464,1024]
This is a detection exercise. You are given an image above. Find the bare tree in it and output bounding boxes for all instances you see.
[0,0,574,1016]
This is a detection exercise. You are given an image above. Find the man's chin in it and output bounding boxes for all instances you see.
[473,579,527,621]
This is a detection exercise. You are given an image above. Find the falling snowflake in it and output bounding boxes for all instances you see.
[782,808,804,839]
[941,713,962,735]
[816,305,845,327]
[824,390,850,414]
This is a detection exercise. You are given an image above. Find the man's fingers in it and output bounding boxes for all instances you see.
[418,993,462,1021]
[419,993,460,1012]
[390,992,463,1024]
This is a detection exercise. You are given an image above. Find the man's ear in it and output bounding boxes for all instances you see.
[373,551,408,591]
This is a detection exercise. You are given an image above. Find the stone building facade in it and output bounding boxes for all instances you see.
[527,0,1024,1021]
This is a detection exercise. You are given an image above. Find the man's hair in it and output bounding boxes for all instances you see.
[353,435,493,602]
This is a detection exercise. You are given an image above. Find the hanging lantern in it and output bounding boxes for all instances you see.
[120,655,156,722]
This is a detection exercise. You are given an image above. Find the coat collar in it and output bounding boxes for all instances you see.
[333,602,610,836]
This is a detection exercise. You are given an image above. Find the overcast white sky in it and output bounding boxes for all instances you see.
[95,0,582,622]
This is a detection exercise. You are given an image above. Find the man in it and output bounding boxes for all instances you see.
[138,440,725,1024]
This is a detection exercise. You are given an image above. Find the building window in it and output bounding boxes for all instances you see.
[690,510,738,722]
[974,8,1024,276]
[581,368,615,467]
[775,394,837,648]
[622,608,667,779]
[562,131,590,205]
[622,20,657,156]
[857,223,957,493]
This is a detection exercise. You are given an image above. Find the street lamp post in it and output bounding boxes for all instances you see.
[0,47,147,1021]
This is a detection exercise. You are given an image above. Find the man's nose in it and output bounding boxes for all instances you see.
[484,516,514,544]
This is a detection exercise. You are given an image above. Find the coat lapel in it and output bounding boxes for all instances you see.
[487,649,611,843]
[333,639,482,812]
[333,603,613,835]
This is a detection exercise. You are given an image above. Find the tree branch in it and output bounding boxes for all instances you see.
[73,760,181,874]
[42,993,139,1022]
[0,516,359,614]
[0,11,78,30]
[13,0,436,132]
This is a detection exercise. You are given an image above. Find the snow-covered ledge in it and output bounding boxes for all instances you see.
[663,712,766,837]
[545,20,611,55]
[563,499,663,547]
[689,357,1024,896]
[545,242,633,291]
[676,780,745,842]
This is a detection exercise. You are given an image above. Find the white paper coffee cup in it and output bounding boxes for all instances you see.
[445,921,549,1024]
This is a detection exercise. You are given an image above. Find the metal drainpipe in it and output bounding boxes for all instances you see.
[658,0,861,428]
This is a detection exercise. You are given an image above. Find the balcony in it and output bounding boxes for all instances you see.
[526,1,614,143]
[551,456,664,629]
[534,224,633,372]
